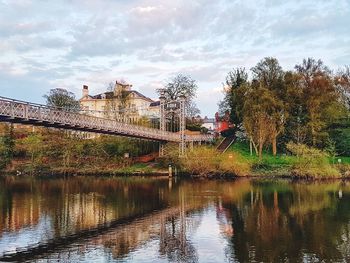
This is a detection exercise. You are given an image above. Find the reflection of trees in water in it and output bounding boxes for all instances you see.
[4,177,350,262]
[222,182,350,262]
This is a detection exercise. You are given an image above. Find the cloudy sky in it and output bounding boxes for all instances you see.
[0,0,349,116]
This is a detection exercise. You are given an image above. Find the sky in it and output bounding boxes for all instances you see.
[0,0,349,117]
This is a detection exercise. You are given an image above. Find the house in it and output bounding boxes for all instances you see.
[79,81,160,123]
[201,116,216,132]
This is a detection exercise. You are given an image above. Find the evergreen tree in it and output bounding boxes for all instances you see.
[219,68,248,128]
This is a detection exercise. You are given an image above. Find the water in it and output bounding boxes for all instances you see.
[0,176,350,262]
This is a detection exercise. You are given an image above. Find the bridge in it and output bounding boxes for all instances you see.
[0,96,213,153]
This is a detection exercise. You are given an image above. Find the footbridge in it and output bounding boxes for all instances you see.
[0,96,213,145]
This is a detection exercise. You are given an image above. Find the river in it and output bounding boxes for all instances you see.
[0,176,350,262]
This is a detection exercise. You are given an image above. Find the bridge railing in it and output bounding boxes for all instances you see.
[0,96,213,143]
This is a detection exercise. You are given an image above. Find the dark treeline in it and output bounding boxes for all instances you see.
[219,57,350,159]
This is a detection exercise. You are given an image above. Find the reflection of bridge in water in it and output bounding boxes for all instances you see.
[0,202,202,262]
[0,96,213,154]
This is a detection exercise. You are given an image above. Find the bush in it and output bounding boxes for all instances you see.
[219,152,251,176]
[286,142,340,178]
[161,146,251,177]
[181,147,221,175]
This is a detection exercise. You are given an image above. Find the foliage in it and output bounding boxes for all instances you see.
[219,151,251,176]
[44,88,80,111]
[20,133,44,172]
[286,142,340,178]
[0,124,15,169]
[180,147,222,175]
[294,58,337,147]
[251,57,287,156]
[219,57,349,159]
[335,65,350,108]
[329,126,350,156]
[219,67,248,126]
[243,85,284,160]
[162,146,251,176]
[0,123,159,174]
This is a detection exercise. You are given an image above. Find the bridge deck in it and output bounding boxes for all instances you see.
[0,96,213,142]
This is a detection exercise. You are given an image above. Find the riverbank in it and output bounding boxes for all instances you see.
[1,141,350,179]
[2,158,350,180]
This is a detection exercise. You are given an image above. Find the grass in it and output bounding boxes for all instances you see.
[116,163,154,174]
[228,140,350,177]
[229,141,296,176]
[333,156,350,164]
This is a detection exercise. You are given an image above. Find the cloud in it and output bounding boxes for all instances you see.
[0,0,349,116]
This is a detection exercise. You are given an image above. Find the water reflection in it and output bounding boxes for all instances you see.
[0,177,350,262]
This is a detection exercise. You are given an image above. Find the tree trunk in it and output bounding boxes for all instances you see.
[251,138,258,156]
[249,139,253,156]
[258,141,263,161]
[272,136,277,156]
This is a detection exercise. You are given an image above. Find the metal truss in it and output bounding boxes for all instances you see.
[0,96,213,143]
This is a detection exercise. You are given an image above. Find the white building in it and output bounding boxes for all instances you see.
[79,81,160,123]
[201,116,216,132]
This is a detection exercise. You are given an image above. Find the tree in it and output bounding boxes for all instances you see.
[335,65,350,109]
[158,74,200,132]
[44,88,80,111]
[0,124,15,169]
[243,85,277,160]
[295,58,337,146]
[219,68,248,128]
[251,57,287,156]
[186,100,201,119]
[105,81,131,122]
[282,71,308,145]
[21,133,44,172]
[158,74,200,117]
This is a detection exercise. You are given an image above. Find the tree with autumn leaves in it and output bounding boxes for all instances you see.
[220,57,350,160]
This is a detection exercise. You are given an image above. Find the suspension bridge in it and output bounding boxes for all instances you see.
[0,96,213,152]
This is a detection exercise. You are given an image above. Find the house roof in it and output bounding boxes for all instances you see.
[91,91,114,99]
[130,90,154,102]
[85,90,154,102]
[203,118,215,123]
[150,101,160,107]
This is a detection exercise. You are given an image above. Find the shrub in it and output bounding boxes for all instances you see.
[162,146,251,176]
[219,152,251,176]
[181,147,221,175]
[286,142,340,178]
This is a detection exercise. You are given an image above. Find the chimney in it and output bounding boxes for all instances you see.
[114,80,132,95]
[82,85,89,98]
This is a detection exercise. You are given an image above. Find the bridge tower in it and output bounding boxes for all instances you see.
[158,90,186,157]
[159,90,166,156]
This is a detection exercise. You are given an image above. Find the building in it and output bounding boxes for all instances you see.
[201,116,216,132]
[79,81,160,123]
